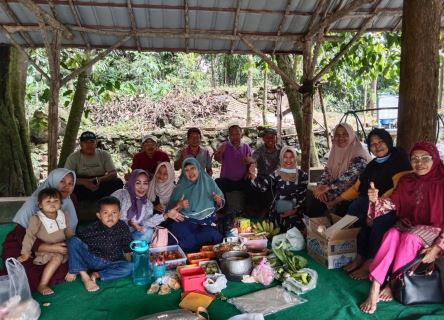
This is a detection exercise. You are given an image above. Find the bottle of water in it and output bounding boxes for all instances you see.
[130,240,151,285]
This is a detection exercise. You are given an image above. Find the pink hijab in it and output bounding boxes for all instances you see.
[326,123,372,180]
[391,142,444,227]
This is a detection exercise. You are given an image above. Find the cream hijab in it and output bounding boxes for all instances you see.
[326,123,372,180]
[147,162,175,205]
[278,146,298,182]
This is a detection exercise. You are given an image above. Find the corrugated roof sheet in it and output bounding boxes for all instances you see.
[0,0,421,54]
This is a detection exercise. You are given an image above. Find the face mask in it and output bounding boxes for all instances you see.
[375,153,391,164]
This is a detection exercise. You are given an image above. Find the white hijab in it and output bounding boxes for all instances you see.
[147,162,175,205]
[13,168,78,231]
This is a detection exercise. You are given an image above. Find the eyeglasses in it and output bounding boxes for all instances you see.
[410,155,433,164]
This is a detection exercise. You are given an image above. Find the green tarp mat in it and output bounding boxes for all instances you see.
[1,223,443,320]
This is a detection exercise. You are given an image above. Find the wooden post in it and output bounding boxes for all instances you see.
[318,85,330,149]
[46,31,62,171]
[276,88,283,145]
[397,0,440,150]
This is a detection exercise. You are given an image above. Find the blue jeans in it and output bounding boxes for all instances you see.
[67,237,132,281]
[132,227,154,243]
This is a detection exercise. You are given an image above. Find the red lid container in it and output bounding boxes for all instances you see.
[179,266,206,293]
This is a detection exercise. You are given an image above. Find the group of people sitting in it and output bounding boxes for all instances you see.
[1,123,443,315]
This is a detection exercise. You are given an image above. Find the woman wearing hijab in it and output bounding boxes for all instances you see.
[330,128,412,279]
[309,123,372,217]
[360,142,444,314]
[167,158,224,253]
[1,168,77,291]
[249,146,308,232]
[147,162,176,214]
[112,169,182,242]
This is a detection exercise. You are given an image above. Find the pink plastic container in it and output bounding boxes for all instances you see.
[239,233,268,249]
[179,266,206,293]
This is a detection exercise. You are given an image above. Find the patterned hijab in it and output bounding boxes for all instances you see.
[126,169,149,221]
[13,168,78,231]
[326,123,372,180]
[390,142,444,227]
[167,158,224,220]
[278,146,298,182]
[147,162,175,205]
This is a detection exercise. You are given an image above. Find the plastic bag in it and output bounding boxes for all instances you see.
[282,268,318,294]
[251,258,274,286]
[137,307,209,320]
[271,227,305,251]
[228,314,264,320]
[228,286,306,316]
[285,227,305,251]
[204,273,227,293]
[0,258,40,320]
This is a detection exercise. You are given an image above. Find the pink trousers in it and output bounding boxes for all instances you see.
[369,227,424,285]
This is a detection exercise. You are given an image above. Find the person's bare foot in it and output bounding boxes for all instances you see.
[350,259,372,280]
[379,285,393,302]
[37,284,54,295]
[80,271,99,292]
[343,255,364,272]
[90,272,100,282]
[360,281,380,314]
[65,272,77,282]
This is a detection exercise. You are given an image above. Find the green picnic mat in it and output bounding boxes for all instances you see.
[1,223,443,320]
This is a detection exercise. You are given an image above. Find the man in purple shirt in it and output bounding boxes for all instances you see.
[214,125,253,194]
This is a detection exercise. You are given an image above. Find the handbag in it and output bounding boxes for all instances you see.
[389,254,444,305]
[151,226,179,248]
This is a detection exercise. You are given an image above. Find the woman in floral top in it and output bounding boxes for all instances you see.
[249,146,308,232]
[309,123,372,217]
[360,142,444,314]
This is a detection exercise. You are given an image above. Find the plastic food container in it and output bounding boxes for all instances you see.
[150,245,187,270]
[187,252,209,264]
[179,266,206,293]
[198,260,221,275]
[239,233,268,249]
[200,245,216,259]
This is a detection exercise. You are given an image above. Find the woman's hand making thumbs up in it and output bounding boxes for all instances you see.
[368,182,379,203]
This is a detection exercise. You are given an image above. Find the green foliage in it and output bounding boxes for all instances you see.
[318,33,401,112]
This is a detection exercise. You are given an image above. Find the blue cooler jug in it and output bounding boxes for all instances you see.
[130,240,151,285]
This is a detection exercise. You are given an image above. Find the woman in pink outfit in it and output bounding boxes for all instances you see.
[360,142,444,314]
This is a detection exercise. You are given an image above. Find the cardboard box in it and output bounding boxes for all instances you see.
[306,215,360,269]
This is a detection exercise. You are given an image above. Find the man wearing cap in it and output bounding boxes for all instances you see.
[252,128,282,178]
[64,131,123,202]
[131,135,170,176]
[174,127,212,176]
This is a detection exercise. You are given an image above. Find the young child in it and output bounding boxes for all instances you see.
[18,188,74,295]
[66,196,132,292]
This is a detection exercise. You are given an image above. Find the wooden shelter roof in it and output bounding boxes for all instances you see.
[0,0,430,54]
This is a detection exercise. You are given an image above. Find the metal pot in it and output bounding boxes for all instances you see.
[219,251,252,281]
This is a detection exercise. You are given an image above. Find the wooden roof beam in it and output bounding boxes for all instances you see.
[272,0,292,55]
[0,24,50,81]
[239,33,301,91]
[305,0,378,40]
[127,0,141,51]
[305,0,327,32]
[313,5,381,83]
[0,2,35,47]
[68,0,90,48]
[184,0,189,53]
[230,0,242,54]
[17,0,73,39]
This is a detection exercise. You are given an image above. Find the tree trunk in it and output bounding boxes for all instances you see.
[276,55,319,169]
[58,65,91,167]
[262,68,268,125]
[397,0,440,150]
[210,54,216,88]
[368,78,377,112]
[439,54,443,108]
[246,55,253,126]
[0,47,36,196]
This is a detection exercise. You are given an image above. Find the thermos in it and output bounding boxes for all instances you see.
[130,240,151,285]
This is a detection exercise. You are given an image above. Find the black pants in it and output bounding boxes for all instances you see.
[73,178,123,202]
